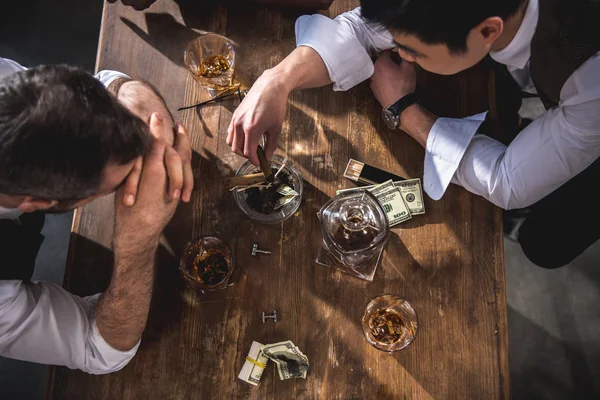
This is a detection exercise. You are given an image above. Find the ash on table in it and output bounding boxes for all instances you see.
[244,167,297,214]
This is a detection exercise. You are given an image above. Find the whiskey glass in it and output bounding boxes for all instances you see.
[362,295,418,352]
[179,236,235,293]
[184,34,237,97]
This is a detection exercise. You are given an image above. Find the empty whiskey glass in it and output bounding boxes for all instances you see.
[362,295,418,352]
[184,34,237,97]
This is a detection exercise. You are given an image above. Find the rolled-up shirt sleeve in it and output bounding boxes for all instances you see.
[424,85,600,210]
[0,280,139,374]
[95,70,130,89]
[423,113,487,201]
[455,100,600,209]
[295,7,395,91]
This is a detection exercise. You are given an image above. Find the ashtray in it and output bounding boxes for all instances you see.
[232,155,303,224]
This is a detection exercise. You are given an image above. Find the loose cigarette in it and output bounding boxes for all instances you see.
[225,173,266,190]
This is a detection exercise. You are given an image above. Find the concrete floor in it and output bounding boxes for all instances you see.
[1,2,600,399]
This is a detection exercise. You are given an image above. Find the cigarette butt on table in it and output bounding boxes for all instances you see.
[224,173,266,190]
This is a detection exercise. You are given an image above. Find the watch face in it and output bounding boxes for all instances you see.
[382,108,399,129]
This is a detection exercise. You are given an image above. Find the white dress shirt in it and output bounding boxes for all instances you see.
[296,0,600,210]
[0,58,138,374]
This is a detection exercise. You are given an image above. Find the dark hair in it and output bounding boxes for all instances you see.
[360,0,525,53]
[0,65,151,200]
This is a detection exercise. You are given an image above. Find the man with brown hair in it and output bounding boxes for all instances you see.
[0,58,193,373]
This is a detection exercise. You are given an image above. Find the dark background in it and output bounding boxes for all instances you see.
[1,1,599,398]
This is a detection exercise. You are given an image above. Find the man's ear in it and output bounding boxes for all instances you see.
[17,197,58,213]
[477,16,504,46]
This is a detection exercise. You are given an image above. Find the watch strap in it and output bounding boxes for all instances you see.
[388,92,418,116]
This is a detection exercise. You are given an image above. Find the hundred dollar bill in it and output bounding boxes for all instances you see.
[262,340,309,380]
[395,178,425,215]
[360,180,411,226]
[238,341,270,386]
[376,187,412,226]
[276,184,299,197]
[368,179,396,197]
[336,179,425,215]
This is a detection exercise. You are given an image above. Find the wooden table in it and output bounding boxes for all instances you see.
[47,1,509,399]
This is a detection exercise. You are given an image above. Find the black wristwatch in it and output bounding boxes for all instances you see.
[382,92,418,130]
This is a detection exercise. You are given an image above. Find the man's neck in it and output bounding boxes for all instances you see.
[491,0,530,52]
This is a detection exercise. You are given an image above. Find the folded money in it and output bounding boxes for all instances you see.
[395,179,425,215]
[276,184,299,197]
[238,341,270,386]
[262,340,309,380]
[274,184,299,210]
[336,178,425,216]
[359,180,412,227]
[376,187,411,227]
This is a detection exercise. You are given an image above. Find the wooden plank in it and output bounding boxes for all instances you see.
[48,1,508,399]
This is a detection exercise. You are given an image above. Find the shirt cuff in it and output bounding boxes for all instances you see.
[83,294,140,374]
[94,70,130,89]
[295,14,374,91]
[423,112,487,200]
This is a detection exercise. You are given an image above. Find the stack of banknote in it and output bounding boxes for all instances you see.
[336,178,425,227]
[238,340,309,385]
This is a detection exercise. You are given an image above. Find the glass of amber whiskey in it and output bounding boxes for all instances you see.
[179,236,235,294]
[362,295,418,352]
[184,34,237,97]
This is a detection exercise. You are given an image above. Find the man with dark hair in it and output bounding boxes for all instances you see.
[0,58,193,373]
[227,0,600,269]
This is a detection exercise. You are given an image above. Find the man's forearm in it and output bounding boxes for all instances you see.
[399,105,438,148]
[268,46,332,93]
[95,239,157,351]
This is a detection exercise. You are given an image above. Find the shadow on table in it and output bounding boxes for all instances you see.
[66,148,240,342]
[190,92,245,139]
[120,12,200,69]
[283,102,356,184]
[147,148,244,339]
[298,219,435,398]
[290,81,428,185]
[65,233,185,341]
[176,0,312,31]
[119,1,309,72]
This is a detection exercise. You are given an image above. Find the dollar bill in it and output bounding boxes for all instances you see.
[368,180,396,197]
[336,179,425,216]
[395,178,425,215]
[276,184,299,197]
[335,186,363,196]
[376,187,412,226]
[238,341,270,386]
[274,195,297,210]
[274,184,299,210]
[367,181,411,226]
[262,341,309,380]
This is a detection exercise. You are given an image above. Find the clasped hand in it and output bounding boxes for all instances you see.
[114,113,191,246]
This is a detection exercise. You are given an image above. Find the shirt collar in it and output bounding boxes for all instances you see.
[0,205,23,220]
[490,0,539,70]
